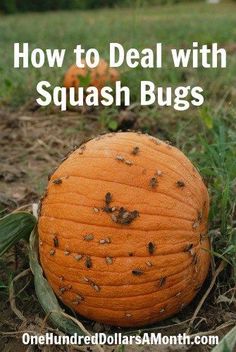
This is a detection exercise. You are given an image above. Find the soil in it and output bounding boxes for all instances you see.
[0,104,235,352]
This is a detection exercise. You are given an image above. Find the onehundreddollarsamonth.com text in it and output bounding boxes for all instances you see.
[22,332,219,346]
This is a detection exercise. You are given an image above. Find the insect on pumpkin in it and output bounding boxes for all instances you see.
[49,249,55,256]
[147,242,156,255]
[84,234,94,241]
[132,269,144,276]
[105,192,112,205]
[99,238,111,244]
[52,178,62,185]
[192,219,200,229]
[159,277,167,287]
[85,256,92,269]
[116,155,124,162]
[125,159,133,166]
[106,257,113,265]
[53,235,59,247]
[176,180,185,188]
[74,254,83,261]
[131,146,140,155]
[59,287,66,294]
[149,177,158,189]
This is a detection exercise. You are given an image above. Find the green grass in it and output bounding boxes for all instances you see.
[0,0,235,302]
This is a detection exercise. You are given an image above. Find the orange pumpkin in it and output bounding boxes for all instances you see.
[38,132,210,327]
[63,59,119,91]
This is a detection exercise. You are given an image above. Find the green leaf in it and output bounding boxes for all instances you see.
[199,107,213,129]
[77,71,91,88]
[4,78,12,88]
[0,212,36,257]
[108,120,118,131]
[211,326,236,352]
[29,228,87,336]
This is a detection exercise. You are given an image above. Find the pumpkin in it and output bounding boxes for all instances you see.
[63,59,119,91]
[38,132,210,327]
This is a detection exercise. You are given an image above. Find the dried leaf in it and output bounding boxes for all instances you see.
[29,228,87,336]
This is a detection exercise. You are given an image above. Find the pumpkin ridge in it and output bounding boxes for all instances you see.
[40,214,200,232]
[41,241,199,262]
[40,243,201,261]
[40,221,199,236]
[41,201,196,222]
[44,190,196,213]
[85,134,203,183]
[42,266,194,299]
[48,278,192,309]
[49,279,196,312]
[41,252,195,279]
[47,175,201,211]
[46,187,199,213]
[41,228,199,243]
[106,133,201,179]
[63,152,203,204]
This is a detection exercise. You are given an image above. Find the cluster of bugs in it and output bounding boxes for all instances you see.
[72,294,85,305]
[149,170,163,190]
[147,135,162,146]
[130,242,157,278]
[183,243,199,272]
[115,155,133,166]
[112,207,139,225]
[101,192,140,225]
[84,277,100,292]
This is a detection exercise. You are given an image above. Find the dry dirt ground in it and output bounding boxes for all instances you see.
[0,105,235,352]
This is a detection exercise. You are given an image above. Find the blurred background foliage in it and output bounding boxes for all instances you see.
[0,0,203,14]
